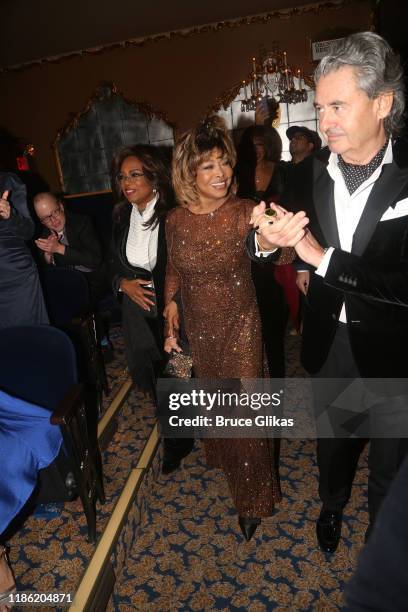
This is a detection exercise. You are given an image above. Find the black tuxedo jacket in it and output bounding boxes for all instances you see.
[248,140,408,378]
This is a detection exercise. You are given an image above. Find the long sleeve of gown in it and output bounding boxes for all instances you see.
[164,211,181,305]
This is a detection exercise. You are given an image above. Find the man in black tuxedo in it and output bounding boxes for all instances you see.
[248,32,408,552]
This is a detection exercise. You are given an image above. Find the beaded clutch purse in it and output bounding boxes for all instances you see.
[163,350,193,379]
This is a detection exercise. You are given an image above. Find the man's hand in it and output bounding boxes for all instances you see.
[295,230,326,268]
[251,201,309,250]
[296,271,310,295]
[35,233,65,255]
[0,190,10,220]
[120,278,155,311]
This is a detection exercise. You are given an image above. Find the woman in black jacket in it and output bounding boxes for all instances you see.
[110,144,192,472]
[110,144,174,395]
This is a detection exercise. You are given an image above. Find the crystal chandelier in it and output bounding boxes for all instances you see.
[241,47,308,111]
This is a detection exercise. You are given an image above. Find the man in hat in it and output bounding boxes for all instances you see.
[286,125,322,165]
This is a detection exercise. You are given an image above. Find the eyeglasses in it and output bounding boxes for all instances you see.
[116,170,145,183]
[39,207,63,224]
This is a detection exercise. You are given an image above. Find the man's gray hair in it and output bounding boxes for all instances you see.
[314,31,405,136]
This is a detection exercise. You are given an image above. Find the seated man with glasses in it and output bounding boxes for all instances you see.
[33,192,114,358]
[34,192,102,273]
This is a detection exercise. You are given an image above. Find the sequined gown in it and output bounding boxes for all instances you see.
[165,195,281,516]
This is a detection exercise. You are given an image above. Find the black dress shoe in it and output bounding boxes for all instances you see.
[316,510,342,553]
[238,516,261,541]
[162,438,194,474]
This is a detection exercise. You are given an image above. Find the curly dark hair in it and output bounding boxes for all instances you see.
[111,144,175,227]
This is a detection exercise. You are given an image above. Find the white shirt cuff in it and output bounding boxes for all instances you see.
[254,235,277,258]
[315,247,334,277]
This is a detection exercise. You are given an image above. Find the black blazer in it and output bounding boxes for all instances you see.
[109,206,168,392]
[109,207,167,319]
[248,139,408,378]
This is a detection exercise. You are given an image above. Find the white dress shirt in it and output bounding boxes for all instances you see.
[316,140,393,322]
[126,194,159,271]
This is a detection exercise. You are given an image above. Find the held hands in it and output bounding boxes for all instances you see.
[35,233,65,255]
[120,278,155,311]
[251,201,309,251]
[163,300,182,353]
[0,191,10,219]
[251,201,326,268]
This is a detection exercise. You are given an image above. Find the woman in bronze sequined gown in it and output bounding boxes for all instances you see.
[164,117,284,540]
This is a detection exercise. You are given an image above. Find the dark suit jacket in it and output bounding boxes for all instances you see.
[109,208,167,315]
[43,209,102,270]
[247,139,408,378]
[109,206,167,392]
[346,454,408,611]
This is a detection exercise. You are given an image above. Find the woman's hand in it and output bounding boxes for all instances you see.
[120,278,155,311]
[164,335,182,354]
[163,300,179,337]
[0,190,10,220]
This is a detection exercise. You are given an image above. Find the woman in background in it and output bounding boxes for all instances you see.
[164,117,289,540]
[236,124,288,204]
[236,125,299,378]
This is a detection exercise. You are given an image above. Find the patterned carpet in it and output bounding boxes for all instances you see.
[108,334,369,611]
[7,330,369,611]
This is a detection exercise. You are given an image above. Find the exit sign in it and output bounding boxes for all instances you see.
[312,38,344,61]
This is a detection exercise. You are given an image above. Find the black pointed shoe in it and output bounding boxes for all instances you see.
[161,438,194,475]
[238,516,261,541]
[161,458,182,475]
[316,509,342,553]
